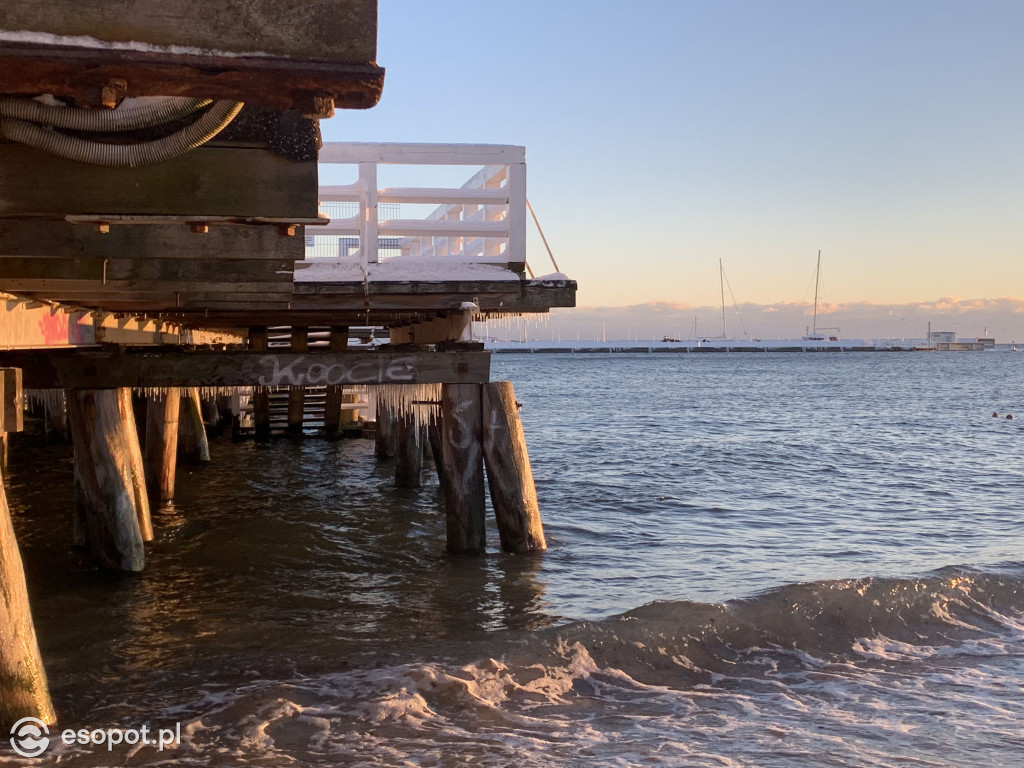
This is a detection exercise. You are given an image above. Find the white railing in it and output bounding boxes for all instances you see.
[312,142,526,268]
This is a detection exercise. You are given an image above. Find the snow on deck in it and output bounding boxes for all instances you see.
[294,257,523,283]
[0,28,279,59]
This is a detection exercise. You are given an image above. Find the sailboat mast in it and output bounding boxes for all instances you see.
[812,249,821,334]
[719,258,727,340]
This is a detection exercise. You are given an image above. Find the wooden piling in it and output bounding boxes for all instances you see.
[441,383,486,554]
[394,412,424,488]
[144,389,180,503]
[200,396,223,437]
[374,399,396,459]
[43,389,69,444]
[0,369,55,728]
[286,326,308,436]
[250,327,270,441]
[72,461,88,549]
[0,369,21,474]
[427,414,449,494]
[482,382,546,552]
[323,326,348,439]
[67,389,146,571]
[177,387,210,462]
[0,470,56,730]
[119,388,153,542]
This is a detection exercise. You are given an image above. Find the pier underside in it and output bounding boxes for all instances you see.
[0,0,575,732]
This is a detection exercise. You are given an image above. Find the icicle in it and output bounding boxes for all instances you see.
[372,383,442,430]
[26,389,66,413]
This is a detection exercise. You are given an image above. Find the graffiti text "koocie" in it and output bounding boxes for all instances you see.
[257,355,416,387]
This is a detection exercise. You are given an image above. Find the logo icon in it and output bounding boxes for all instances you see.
[10,717,50,758]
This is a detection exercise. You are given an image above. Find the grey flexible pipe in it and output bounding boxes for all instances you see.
[0,100,244,167]
[0,96,213,132]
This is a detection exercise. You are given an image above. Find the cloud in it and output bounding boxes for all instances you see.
[536,297,1024,341]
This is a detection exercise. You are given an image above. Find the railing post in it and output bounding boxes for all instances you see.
[506,156,526,270]
[359,162,379,264]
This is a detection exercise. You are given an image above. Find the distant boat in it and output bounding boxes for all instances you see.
[708,258,747,342]
[802,250,840,342]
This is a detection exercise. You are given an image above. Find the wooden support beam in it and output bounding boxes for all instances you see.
[177,388,211,462]
[0,49,383,113]
[119,388,154,542]
[441,383,485,555]
[0,1,378,63]
[287,327,309,436]
[250,328,270,442]
[1,369,24,433]
[427,415,448,495]
[0,367,17,473]
[0,218,304,261]
[323,326,348,439]
[0,0,382,111]
[0,144,319,219]
[0,348,492,390]
[374,400,396,459]
[94,277,576,330]
[0,469,55,730]
[43,390,69,444]
[482,382,546,553]
[0,257,296,284]
[144,391,180,503]
[394,413,423,488]
[293,279,578,313]
[67,389,146,571]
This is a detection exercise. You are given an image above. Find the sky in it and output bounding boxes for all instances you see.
[320,1,1024,339]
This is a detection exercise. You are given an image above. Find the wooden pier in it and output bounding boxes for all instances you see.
[0,0,574,731]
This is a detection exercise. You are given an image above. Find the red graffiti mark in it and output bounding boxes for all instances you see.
[39,311,69,345]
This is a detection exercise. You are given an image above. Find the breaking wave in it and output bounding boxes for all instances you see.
[31,565,1024,767]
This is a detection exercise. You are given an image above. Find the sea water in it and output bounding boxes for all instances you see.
[4,351,1024,766]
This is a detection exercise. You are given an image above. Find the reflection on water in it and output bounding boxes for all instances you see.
[6,432,553,728]
[3,352,1024,766]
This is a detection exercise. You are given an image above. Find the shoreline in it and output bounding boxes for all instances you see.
[486,340,1010,354]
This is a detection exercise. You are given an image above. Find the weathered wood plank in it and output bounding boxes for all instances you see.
[292,280,577,311]
[0,0,378,61]
[0,219,305,261]
[0,45,383,112]
[0,258,295,283]
[10,293,295,312]
[55,280,576,331]
[2,280,294,294]
[0,145,318,219]
[0,350,491,389]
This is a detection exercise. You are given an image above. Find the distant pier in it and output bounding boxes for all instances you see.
[486,338,1000,354]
